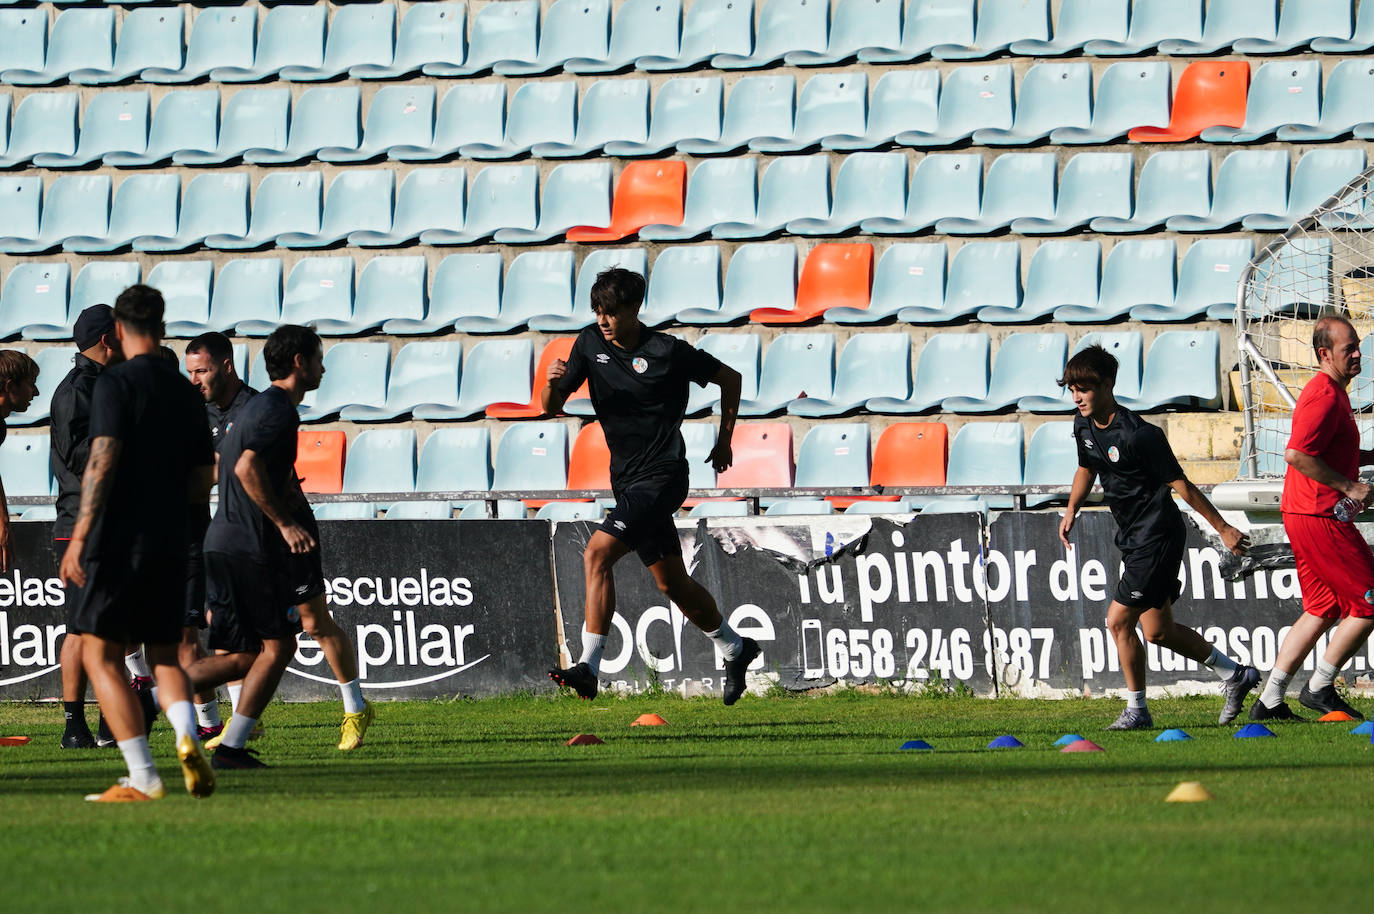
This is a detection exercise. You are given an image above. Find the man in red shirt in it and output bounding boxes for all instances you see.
[1253,315,1373,720]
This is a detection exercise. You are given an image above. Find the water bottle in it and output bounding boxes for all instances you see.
[1335,496,1363,523]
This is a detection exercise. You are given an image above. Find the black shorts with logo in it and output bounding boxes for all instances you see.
[282,547,327,605]
[1114,534,1186,610]
[205,551,303,654]
[68,549,185,646]
[599,476,688,567]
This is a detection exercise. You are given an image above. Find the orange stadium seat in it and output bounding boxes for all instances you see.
[487,337,590,419]
[871,422,949,492]
[567,160,686,242]
[1128,60,1250,143]
[295,430,346,493]
[716,422,794,489]
[566,422,612,492]
[751,243,873,324]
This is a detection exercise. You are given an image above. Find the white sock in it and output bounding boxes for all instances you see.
[1126,689,1147,710]
[339,679,366,714]
[124,647,151,679]
[227,683,242,715]
[1203,648,1240,680]
[164,700,196,742]
[1260,668,1293,708]
[705,616,744,662]
[578,629,607,676]
[195,702,222,729]
[1309,658,1340,692]
[117,735,160,793]
[221,714,258,750]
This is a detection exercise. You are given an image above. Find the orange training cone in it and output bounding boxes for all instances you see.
[565,734,605,746]
[1165,781,1213,802]
[631,714,667,727]
[0,736,31,746]
[1319,711,1356,722]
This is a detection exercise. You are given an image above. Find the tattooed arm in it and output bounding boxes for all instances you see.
[59,435,122,588]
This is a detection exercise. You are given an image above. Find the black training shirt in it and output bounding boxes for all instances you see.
[206,382,258,454]
[553,324,723,487]
[49,353,99,539]
[205,385,316,558]
[1075,406,1186,552]
[85,354,213,558]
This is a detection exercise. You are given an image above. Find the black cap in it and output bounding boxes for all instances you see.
[73,304,114,351]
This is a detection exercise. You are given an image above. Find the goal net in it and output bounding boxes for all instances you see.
[1236,166,1374,479]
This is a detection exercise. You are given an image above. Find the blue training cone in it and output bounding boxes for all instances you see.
[1351,721,1373,736]
[1054,734,1085,746]
[1234,723,1277,738]
[1155,728,1192,742]
[987,735,1024,749]
[900,739,933,751]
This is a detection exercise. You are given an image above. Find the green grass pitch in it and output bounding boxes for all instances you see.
[2,691,1369,913]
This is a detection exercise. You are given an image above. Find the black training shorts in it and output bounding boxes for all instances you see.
[282,547,327,605]
[68,549,185,646]
[183,540,207,629]
[205,551,303,654]
[54,541,85,629]
[1114,534,1186,610]
[599,476,688,567]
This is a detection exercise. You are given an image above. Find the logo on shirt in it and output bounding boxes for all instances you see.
[595,353,610,364]
[1107,446,1120,463]
[632,357,648,374]
[1082,437,1094,450]
[1365,589,1374,604]
[613,520,626,530]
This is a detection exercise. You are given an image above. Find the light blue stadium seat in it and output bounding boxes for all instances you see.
[942,333,1067,414]
[642,245,721,327]
[786,0,902,66]
[4,8,112,86]
[861,153,980,235]
[604,77,722,156]
[1018,330,1143,413]
[325,255,425,336]
[681,422,718,489]
[390,83,505,161]
[351,167,463,247]
[65,172,178,253]
[0,174,109,255]
[933,0,1049,59]
[244,87,360,165]
[280,3,395,82]
[533,248,646,335]
[640,157,754,242]
[786,152,905,236]
[789,333,909,417]
[491,0,606,76]
[423,162,535,244]
[456,500,528,519]
[739,332,834,416]
[344,341,462,421]
[1011,152,1132,236]
[1167,150,1288,233]
[1313,0,1374,51]
[900,241,1017,324]
[1279,60,1374,142]
[33,91,148,169]
[536,502,606,521]
[712,154,828,239]
[1083,0,1198,55]
[794,424,870,496]
[1011,0,1127,56]
[1022,422,1077,507]
[936,153,1055,235]
[134,173,248,253]
[0,11,47,79]
[897,64,1012,147]
[459,250,571,334]
[207,170,321,251]
[0,92,77,168]
[685,333,759,415]
[1056,239,1176,323]
[354,2,465,79]
[638,0,752,71]
[750,72,866,153]
[425,0,537,77]
[313,503,380,521]
[0,262,67,340]
[70,7,183,85]
[299,342,390,422]
[533,79,648,158]
[829,242,945,325]
[419,338,533,420]
[764,499,832,516]
[714,0,826,69]
[416,427,492,499]
[144,7,255,84]
[566,0,681,73]
[342,429,417,508]
[275,256,355,331]
[679,75,792,155]
[21,260,137,341]
[151,260,214,337]
[174,88,289,166]
[845,500,918,516]
[689,500,751,518]
[678,242,795,325]
[0,177,38,247]
[104,89,217,167]
[1051,61,1171,145]
[16,347,75,426]
[0,435,52,498]
[1244,148,1366,232]
[212,258,283,336]
[462,80,575,159]
[388,251,500,335]
[973,62,1092,147]
[980,241,1100,324]
[211,5,325,83]
[1235,0,1351,53]
[1091,151,1210,234]
[1133,239,1251,322]
[491,422,568,493]
[1158,0,1272,54]
[859,0,973,63]
[321,85,435,164]
[822,69,938,151]
[18,506,58,522]
[1202,60,1321,143]
[279,169,393,249]
[493,162,610,245]
[929,422,1023,511]
[1118,331,1220,411]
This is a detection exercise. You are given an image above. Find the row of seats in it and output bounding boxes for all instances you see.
[0,234,1266,346]
[5,146,1361,256]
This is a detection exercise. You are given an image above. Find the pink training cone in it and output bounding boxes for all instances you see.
[631,714,668,727]
[1061,739,1104,753]
[565,734,605,746]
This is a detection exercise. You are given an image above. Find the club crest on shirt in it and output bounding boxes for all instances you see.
[632,357,648,374]
[595,353,610,364]
[1107,445,1120,463]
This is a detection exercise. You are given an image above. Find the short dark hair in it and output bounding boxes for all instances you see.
[264,324,321,381]
[112,284,165,339]
[589,267,646,316]
[186,331,235,366]
[0,350,38,388]
[1312,315,1354,358]
[1058,343,1118,390]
